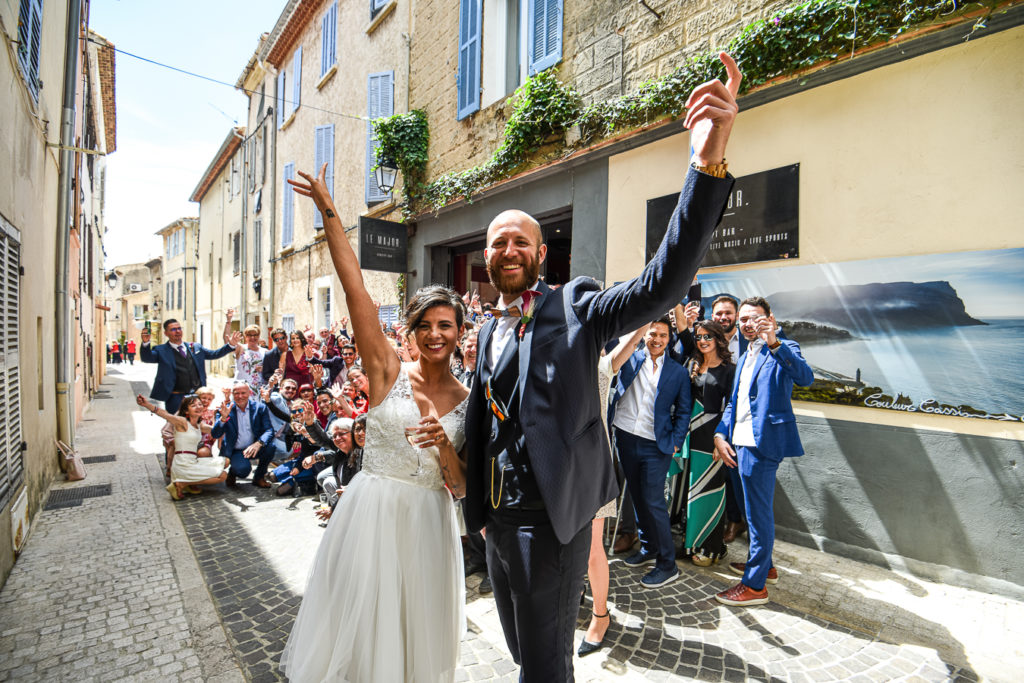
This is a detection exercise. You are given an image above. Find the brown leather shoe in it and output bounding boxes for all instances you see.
[723,521,747,544]
[728,562,778,584]
[715,582,769,606]
[252,477,271,489]
[226,473,237,487]
[613,532,638,554]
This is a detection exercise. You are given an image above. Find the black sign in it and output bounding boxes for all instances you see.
[358,216,407,273]
[646,164,799,267]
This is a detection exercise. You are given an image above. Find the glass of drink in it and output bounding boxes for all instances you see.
[405,422,424,476]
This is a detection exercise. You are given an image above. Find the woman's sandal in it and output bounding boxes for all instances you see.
[577,610,610,657]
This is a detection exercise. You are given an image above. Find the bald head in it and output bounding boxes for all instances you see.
[487,210,543,246]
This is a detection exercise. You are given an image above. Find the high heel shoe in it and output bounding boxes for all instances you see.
[577,611,609,657]
[166,483,183,501]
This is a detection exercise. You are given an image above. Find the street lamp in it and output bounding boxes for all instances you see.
[106,271,118,289]
[374,157,398,195]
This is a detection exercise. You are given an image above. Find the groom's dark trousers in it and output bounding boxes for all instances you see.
[465,167,734,681]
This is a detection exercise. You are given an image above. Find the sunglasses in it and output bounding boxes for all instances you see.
[272,336,287,342]
[694,334,715,341]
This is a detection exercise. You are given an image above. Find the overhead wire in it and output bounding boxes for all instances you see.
[88,37,370,123]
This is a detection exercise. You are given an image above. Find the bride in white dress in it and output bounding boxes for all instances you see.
[280,164,470,683]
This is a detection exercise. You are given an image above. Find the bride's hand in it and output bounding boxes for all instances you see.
[412,416,452,450]
[289,163,336,218]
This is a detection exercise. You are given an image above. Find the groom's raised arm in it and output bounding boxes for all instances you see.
[574,53,741,343]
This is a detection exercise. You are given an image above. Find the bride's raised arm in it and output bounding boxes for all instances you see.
[289,163,400,408]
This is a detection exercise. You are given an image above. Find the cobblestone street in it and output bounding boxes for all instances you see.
[1,363,1022,682]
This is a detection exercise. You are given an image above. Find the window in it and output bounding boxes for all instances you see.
[258,83,265,119]
[282,163,295,247]
[457,0,482,119]
[282,315,295,333]
[313,124,335,228]
[247,137,256,193]
[478,0,563,110]
[378,304,400,327]
[133,305,144,319]
[232,232,241,275]
[277,69,287,128]
[258,126,266,185]
[366,71,394,204]
[166,282,171,308]
[253,219,262,277]
[292,46,302,117]
[321,2,337,78]
[231,155,240,197]
[177,279,182,310]
[321,288,331,327]
[16,0,43,103]
[0,220,24,510]
[370,0,390,19]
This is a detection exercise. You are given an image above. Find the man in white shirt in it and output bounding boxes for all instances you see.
[608,317,693,588]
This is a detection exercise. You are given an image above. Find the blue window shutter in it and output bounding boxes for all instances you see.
[456,0,482,120]
[365,71,394,204]
[292,46,302,114]
[282,163,295,247]
[313,125,335,228]
[321,4,337,77]
[277,71,286,128]
[527,0,563,75]
[17,0,43,101]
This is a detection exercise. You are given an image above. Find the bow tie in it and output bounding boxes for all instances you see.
[493,290,541,319]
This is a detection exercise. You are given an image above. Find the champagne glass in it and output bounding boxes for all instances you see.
[405,422,424,476]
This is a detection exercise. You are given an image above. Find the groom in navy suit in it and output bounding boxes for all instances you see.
[609,317,692,589]
[713,296,814,606]
[464,53,742,681]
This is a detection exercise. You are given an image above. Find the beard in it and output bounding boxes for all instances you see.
[720,320,735,334]
[486,253,541,296]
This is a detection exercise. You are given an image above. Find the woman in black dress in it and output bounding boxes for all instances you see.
[683,320,736,566]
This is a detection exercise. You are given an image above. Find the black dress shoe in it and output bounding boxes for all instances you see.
[226,473,237,487]
[464,562,487,578]
[276,483,293,497]
[478,575,492,595]
[577,611,609,657]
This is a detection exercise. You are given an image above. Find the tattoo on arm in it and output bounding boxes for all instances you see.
[325,209,335,218]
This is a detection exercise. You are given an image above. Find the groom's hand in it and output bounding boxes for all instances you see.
[685,52,741,166]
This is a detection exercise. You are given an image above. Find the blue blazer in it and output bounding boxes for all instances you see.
[715,340,814,461]
[465,168,734,544]
[139,341,234,401]
[210,401,274,453]
[608,349,692,456]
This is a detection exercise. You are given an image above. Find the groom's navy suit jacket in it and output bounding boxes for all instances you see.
[465,168,733,544]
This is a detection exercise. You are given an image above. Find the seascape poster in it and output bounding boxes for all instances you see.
[695,248,1024,423]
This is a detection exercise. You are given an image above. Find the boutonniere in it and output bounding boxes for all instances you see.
[517,290,541,340]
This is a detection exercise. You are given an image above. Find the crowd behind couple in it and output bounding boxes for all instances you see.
[128,53,818,682]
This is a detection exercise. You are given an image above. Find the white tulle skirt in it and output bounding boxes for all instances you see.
[279,470,465,683]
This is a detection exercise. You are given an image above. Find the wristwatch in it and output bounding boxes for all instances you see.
[691,160,728,178]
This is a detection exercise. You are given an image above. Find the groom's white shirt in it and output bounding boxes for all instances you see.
[487,281,540,372]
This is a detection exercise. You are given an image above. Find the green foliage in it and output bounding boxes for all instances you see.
[374,0,994,215]
[371,109,430,193]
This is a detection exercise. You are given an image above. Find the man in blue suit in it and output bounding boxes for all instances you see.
[713,296,814,606]
[139,319,235,414]
[465,53,741,681]
[210,382,275,488]
[609,317,692,588]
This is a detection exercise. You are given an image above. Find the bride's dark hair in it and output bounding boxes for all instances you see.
[404,285,466,331]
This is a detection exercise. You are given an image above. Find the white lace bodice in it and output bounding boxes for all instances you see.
[173,422,202,453]
[362,365,469,490]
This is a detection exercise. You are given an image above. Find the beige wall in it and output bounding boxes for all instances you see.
[0,0,73,584]
[605,26,1024,437]
[195,146,242,373]
[269,0,403,328]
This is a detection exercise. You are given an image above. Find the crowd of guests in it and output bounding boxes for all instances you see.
[134,288,808,613]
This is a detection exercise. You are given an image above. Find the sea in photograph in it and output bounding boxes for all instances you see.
[799,317,1024,418]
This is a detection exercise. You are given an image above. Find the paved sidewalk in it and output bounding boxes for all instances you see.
[1,361,1022,682]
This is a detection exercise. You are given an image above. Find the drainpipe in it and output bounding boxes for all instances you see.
[238,128,248,325]
[55,0,82,449]
[268,96,278,329]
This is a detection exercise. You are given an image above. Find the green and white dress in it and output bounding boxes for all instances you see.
[672,361,735,560]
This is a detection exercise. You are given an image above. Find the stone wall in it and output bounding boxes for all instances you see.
[409,0,785,187]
